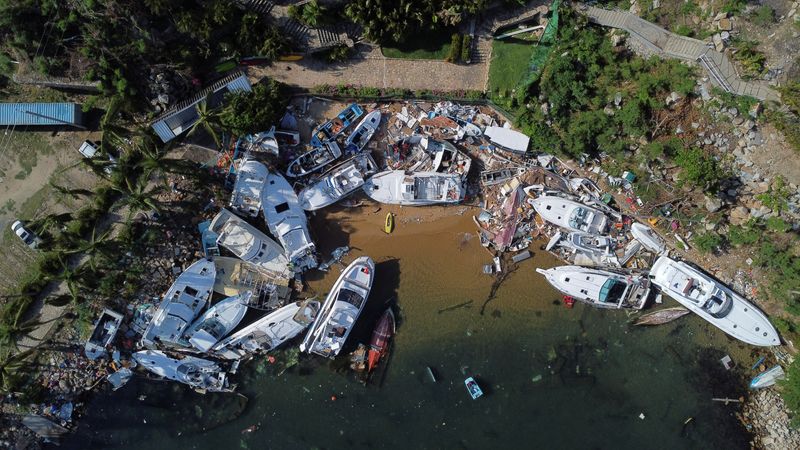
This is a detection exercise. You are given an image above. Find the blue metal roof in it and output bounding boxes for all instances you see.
[0,103,82,126]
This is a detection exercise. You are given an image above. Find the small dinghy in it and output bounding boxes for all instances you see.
[344,110,381,153]
[465,377,483,399]
[750,365,785,389]
[631,223,667,254]
[633,306,690,326]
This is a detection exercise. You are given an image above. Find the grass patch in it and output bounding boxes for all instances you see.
[381,27,456,60]
[488,34,538,100]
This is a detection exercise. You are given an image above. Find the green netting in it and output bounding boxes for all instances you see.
[518,0,560,90]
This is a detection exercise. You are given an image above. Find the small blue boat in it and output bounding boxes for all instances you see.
[311,103,364,147]
[465,377,483,399]
[750,365,785,389]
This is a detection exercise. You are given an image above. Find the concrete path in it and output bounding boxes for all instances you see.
[581,5,780,102]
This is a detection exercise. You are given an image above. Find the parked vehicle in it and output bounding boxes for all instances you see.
[11,220,42,249]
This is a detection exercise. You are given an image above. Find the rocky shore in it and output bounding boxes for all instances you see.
[742,384,800,449]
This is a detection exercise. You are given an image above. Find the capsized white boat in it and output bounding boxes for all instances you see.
[210,208,291,279]
[649,256,780,346]
[531,195,610,235]
[182,292,251,352]
[84,309,124,360]
[536,266,651,309]
[262,171,317,272]
[229,158,268,218]
[140,259,216,348]
[133,350,230,392]
[750,365,785,389]
[631,222,667,254]
[363,170,463,206]
[298,152,378,211]
[301,256,375,358]
[423,137,471,181]
[344,110,381,153]
[286,141,342,178]
[213,299,320,360]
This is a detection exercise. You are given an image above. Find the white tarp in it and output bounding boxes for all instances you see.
[485,126,530,153]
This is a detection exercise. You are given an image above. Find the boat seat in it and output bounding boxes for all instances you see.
[681,278,694,295]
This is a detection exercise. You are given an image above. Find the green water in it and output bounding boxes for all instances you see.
[64,211,754,449]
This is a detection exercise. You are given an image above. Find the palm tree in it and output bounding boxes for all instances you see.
[45,258,93,305]
[0,348,38,392]
[49,180,96,200]
[29,212,73,236]
[112,176,164,221]
[188,94,222,149]
[62,226,115,271]
[0,313,69,354]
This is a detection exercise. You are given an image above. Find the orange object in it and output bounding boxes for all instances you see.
[331,395,337,401]
[267,355,276,364]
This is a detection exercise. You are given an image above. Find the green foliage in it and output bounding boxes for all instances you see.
[381,27,456,60]
[757,176,791,213]
[756,239,800,314]
[751,6,775,27]
[722,0,747,15]
[780,358,800,427]
[320,45,353,63]
[727,223,760,247]
[694,232,722,253]
[219,80,290,136]
[447,34,463,63]
[674,24,693,37]
[674,147,723,192]
[311,84,483,101]
[730,38,767,77]
[766,217,791,233]
[709,87,759,117]
[461,35,472,62]
[639,138,682,164]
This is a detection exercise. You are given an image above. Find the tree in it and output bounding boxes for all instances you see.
[44,258,93,305]
[674,147,723,192]
[188,95,222,148]
[0,348,38,392]
[219,80,290,136]
[112,176,163,220]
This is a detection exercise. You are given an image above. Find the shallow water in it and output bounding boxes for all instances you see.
[64,208,755,449]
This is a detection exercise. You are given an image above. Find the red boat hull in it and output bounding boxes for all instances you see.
[367,309,395,373]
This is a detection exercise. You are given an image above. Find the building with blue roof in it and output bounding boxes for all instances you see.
[0,103,84,127]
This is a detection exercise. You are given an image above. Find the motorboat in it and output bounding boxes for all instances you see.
[213,299,320,360]
[750,365,785,389]
[536,266,651,309]
[530,196,610,235]
[298,152,378,211]
[84,309,124,360]
[133,350,230,392]
[558,232,619,267]
[363,171,463,206]
[209,208,291,279]
[212,256,291,310]
[480,167,527,186]
[649,256,780,346]
[182,292,250,352]
[423,138,471,181]
[300,256,375,358]
[261,171,317,272]
[287,141,342,178]
[229,158,267,218]
[465,377,483,399]
[344,110,381,153]
[631,222,667,254]
[311,103,364,147]
[140,259,216,348]
[367,308,396,373]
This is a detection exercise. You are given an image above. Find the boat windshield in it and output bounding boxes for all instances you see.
[598,279,626,303]
[568,208,588,230]
[703,290,733,318]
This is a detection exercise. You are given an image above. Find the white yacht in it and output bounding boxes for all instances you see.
[286,141,342,178]
[213,299,320,360]
[182,292,251,352]
[363,171,463,206]
[209,208,291,279]
[262,171,317,272]
[301,256,375,358]
[229,158,268,218]
[298,152,378,211]
[344,110,381,153]
[649,256,780,346]
[536,266,651,309]
[133,350,230,392]
[423,138,471,181]
[530,196,610,235]
[140,259,216,348]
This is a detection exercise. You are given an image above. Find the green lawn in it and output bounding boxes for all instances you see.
[381,27,456,60]
[488,35,538,97]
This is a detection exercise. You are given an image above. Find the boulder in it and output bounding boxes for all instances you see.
[730,206,750,225]
[705,196,723,213]
[718,18,732,31]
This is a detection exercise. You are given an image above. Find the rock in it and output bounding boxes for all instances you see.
[714,12,728,21]
[611,33,625,47]
[705,196,723,213]
[713,33,724,51]
[666,91,681,105]
[614,92,623,106]
[718,18,732,31]
[728,107,739,117]
[732,116,744,126]
[731,206,750,225]
[157,93,169,105]
[603,105,616,116]
[749,102,762,118]
[751,206,772,219]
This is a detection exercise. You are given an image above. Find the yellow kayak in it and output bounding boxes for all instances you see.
[384,213,394,234]
[278,54,304,62]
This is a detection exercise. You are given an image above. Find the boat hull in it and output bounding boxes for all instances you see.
[367,309,395,372]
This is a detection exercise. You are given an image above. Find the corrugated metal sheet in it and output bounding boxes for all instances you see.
[0,103,82,126]
[151,72,252,143]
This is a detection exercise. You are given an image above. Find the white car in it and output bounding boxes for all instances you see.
[78,140,117,174]
[11,220,42,249]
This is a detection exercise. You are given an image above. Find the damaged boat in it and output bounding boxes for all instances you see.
[286,141,342,178]
[531,196,610,235]
[344,110,381,153]
[84,309,124,360]
[311,103,364,147]
[631,222,667,254]
[229,158,268,218]
[301,256,375,358]
[210,208,291,279]
[213,299,320,360]
[262,171,318,272]
[480,167,527,187]
[298,152,378,211]
[423,138,471,181]
[133,350,230,392]
[140,259,216,348]
[367,308,395,373]
[363,171,463,206]
[557,232,619,267]
[183,292,251,352]
[212,256,291,310]
[536,266,651,309]
[649,256,780,346]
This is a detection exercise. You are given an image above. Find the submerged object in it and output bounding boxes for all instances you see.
[364,170,463,206]
[384,213,394,234]
[367,308,396,373]
[287,141,343,178]
[631,223,667,254]
[140,259,216,348]
[84,308,123,360]
[298,152,378,211]
[649,256,780,346]
[311,103,364,147]
[344,110,381,153]
[750,365,785,389]
[531,196,610,235]
[633,306,690,326]
[134,350,231,392]
[301,256,375,358]
[465,377,483,399]
[183,292,250,352]
[536,266,651,310]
